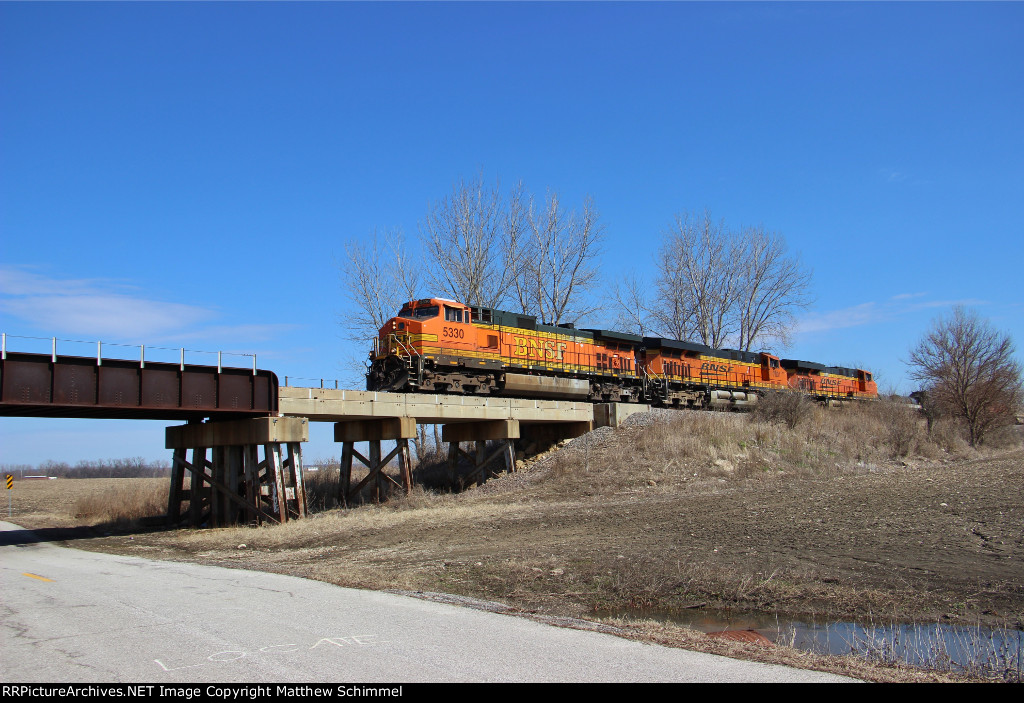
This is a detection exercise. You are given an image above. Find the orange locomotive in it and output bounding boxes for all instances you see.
[367,297,878,407]
[367,298,643,402]
[780,360,877,402]
[639,339,877,407]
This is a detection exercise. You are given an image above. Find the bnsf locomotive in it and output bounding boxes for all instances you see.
[366,297,877,408]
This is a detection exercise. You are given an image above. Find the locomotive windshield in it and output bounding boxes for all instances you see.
[399,304,439,320]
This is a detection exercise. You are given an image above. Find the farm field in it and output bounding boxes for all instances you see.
[5,407,1023,682]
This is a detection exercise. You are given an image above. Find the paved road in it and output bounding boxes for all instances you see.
[0,522,856,683]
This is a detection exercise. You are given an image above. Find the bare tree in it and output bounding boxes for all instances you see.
[512,192,603,325]
[339,227,420,343]
[653,211,739,348]
[418,174,524,309]
[339,228,429,453]
[649,245,695,341]
[338,227,422,392]
[648,211,812,351]
[734,225,813,351]
[611,272,653,336]
[907,306,1023,446]
[335,228,415,343]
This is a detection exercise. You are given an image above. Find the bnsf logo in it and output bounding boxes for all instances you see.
[701,362,732,373]
[512,336,568,361]
[821,378,842,387]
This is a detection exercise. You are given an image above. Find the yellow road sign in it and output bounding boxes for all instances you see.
[5,474,11,490]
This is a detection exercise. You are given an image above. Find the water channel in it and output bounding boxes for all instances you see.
[597,606,1022,679]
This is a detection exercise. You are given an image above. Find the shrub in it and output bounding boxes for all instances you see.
[753,391,814,429]
[875,399,924,458]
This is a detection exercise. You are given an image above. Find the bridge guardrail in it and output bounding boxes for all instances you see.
[283,376,344,389]
[1,333,258,374]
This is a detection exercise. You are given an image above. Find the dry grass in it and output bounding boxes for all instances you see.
[3,478,169,529]
[20,402,1007,534]
[541,401,996,496]
[72,479,168,528]
[752,390,815,429]
[10,401,1022,683]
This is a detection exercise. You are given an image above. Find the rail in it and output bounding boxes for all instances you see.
[1,333,258,375]
[283,376,343,389]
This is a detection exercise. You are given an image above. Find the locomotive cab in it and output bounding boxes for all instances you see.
[397,300,439,320]
[382,298,474,353]
[386,299,441,338]
[759,353,787,387]
[437,300,475,352]
[857,369,877,395]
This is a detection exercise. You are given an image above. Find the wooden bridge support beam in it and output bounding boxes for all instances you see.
[165,417,309,527]
[442,420,520,488]
[334,418,416,507]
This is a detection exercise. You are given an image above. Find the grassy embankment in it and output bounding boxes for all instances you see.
[7,398,1022,682]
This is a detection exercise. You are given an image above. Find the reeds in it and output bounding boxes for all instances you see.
[781,617,1023,682]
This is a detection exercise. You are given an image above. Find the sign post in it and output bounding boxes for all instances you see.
[5,474,12,518]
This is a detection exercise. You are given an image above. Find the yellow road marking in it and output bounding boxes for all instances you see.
[22,572,54,582]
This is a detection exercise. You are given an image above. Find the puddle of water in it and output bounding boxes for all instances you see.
[595,606,1023,679]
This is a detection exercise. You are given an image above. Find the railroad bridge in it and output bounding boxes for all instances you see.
[1,339,647,527]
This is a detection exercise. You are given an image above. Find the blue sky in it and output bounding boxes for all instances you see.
[1,2,1022,467]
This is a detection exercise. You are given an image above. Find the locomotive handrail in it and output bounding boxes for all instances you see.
[395,333,417,359]
[638,364,669,396]
[378,333,417,360]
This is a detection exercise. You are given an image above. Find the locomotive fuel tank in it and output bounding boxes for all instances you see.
[501,373,591,400]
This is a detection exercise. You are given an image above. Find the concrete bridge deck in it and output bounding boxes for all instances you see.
[278,386,610,424]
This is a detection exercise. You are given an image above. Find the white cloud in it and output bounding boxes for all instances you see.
[795,302,879,334]
[876,167,930,187]
[0,265,295,345]
[2,294,213,339]
[0,266,129,297]
[795,293,989,336]
[0,265,213,339]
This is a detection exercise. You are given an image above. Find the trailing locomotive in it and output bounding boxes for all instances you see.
[366,298,878,408]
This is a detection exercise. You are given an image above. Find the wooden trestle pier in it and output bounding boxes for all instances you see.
[165,417,309,527]
[279,387,625,511]
[162,389,650,525]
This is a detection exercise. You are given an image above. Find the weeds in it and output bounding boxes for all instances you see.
[784,617,1023,682]
[533,398,1013,498]
[753,391,815,429]
[875,399,925,458]
[72,479,167,528]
